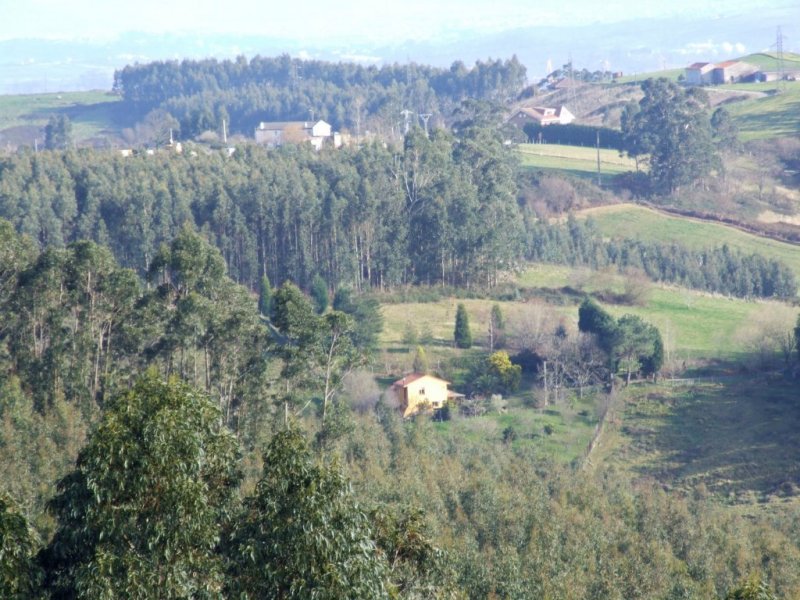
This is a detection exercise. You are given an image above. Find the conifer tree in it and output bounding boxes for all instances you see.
[454,303,472,349]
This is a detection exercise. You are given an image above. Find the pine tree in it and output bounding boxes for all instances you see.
[454,303,472,349]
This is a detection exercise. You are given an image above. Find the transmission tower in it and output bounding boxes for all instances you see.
[419,113,432,137]
[777,26,786,88]
[400,109,414,135]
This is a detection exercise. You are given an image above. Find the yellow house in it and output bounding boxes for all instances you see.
[392,373,463,418]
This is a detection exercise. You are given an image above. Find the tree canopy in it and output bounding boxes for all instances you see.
[40,372,242,599]
[622,78,719,195]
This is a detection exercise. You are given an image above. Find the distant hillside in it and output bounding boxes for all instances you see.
[738,51,800,71]
[0,90,127,148]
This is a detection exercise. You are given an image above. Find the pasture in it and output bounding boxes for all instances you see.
[516,143,636,183]
[0,90,124,145]
[577,203,800,280]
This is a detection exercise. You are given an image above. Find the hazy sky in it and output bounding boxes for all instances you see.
[1,0,792,42]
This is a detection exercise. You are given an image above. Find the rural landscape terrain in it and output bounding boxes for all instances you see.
[1,14,800,599]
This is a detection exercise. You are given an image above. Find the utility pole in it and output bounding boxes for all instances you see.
[222,118,227,144]
[777,26,786,90]
[596,130,601,187]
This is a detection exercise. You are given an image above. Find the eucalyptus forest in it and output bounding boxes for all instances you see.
[1,51,800,600]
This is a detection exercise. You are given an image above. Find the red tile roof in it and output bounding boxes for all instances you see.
[392,373,450,387]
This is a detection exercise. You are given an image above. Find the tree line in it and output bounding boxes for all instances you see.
[527,216,797,299]
[112,54,527,138]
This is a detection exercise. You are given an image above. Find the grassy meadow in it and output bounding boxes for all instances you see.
[592,378,800,504]
[577,203,800,280]
[0,90,124,144]
[516,143,636,183]
[724,81,800,141]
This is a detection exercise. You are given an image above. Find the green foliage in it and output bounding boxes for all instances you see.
[579,298,663,381]
[114,55,526,137]
[258,274,272,317]
[310,274,329,314]
[489,303,505,351]
[615,314,661,384]
[412,346,429,374]
[40,373,242,599]
[578,297,618,354]
[711,106,742,154]
[795,314,800,363]
[271,282,361,422]
[623,78,718,194]
[333,288,384,353]
[473,350,522,395]
[0,493,42,599]
[454,303,472,349]
[528,217,797,299]
[402,321,419,345]
[725,574,778,600]
[369,506,454,598]
[225,427,389,599]
[44,114,73,150]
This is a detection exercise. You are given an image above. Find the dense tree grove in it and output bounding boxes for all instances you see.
[528,217,797,299]
[1,141,792,300]
[112,54,527,138]
[0,129,523,291]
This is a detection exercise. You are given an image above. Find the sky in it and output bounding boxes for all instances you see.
[1,0,792,43]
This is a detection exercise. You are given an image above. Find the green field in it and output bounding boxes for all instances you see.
[578,203,800,280]
[517,143,636,182]
[738,51,800,71]
[612,68,684,85]
[0,90,123,143]
[723,82,800,140]
[594,378,800,502]
[376,260,797,467]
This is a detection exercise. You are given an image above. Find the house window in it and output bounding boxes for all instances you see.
[418,387,425,395]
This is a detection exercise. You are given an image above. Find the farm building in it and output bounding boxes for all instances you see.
[685,60,758,85]
[685,62,715,85]
[254,119,340,150]
[391,373,463,418]
[711,60,758,84]
[506,106,575,129]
